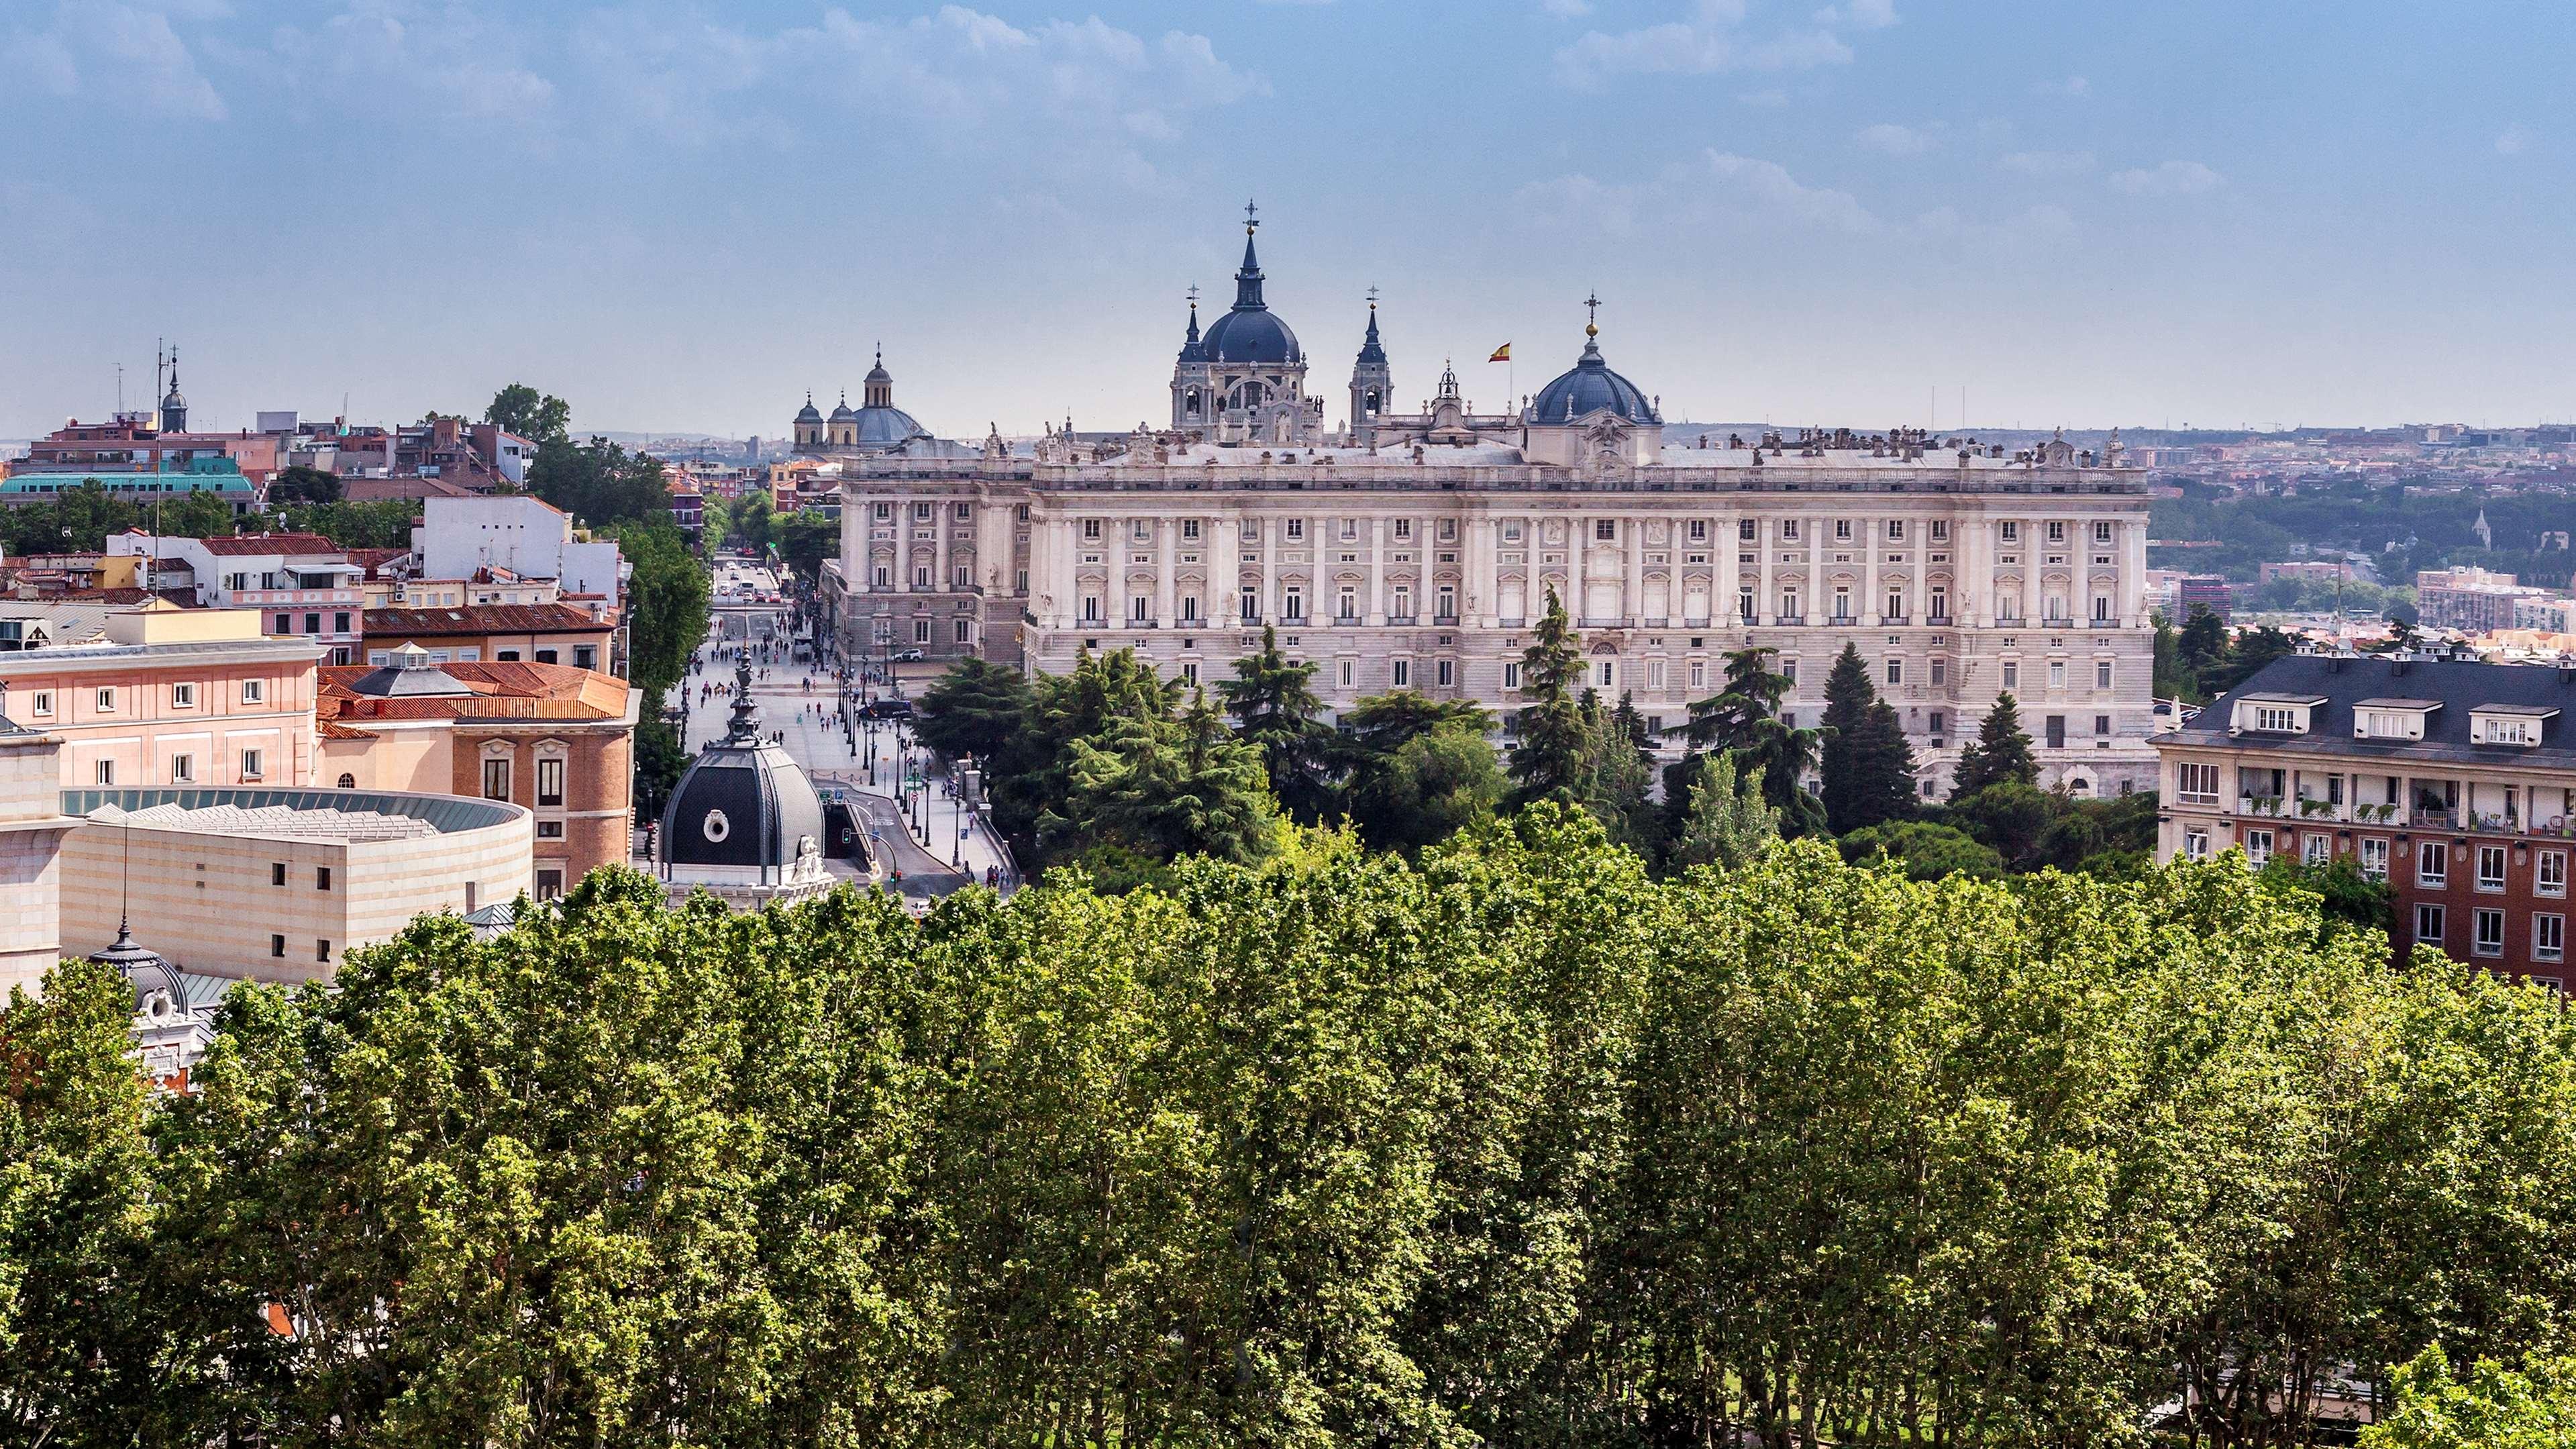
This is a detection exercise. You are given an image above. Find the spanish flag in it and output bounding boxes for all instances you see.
[1488,344,1511,362]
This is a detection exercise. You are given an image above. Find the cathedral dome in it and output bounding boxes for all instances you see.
[848,405,927,445]
[1531,330,1656,425]
[827,394,856,423]
[660,652,826,879]
[1200,228,1302,366]
[1202,307,1302,366]
[794,395,823,426]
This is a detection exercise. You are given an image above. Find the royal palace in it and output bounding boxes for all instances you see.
[811,215,2159,797]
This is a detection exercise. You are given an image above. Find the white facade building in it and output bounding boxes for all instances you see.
[832,221,2161,797]
[416,496,624,600]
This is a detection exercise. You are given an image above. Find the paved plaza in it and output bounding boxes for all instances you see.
[675,623,1013,907]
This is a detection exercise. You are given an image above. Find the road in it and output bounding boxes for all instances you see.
[676,610,1013,909]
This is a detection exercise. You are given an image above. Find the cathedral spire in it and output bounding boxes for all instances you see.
[1356,288,1386,366]
[1234,199,1266,310]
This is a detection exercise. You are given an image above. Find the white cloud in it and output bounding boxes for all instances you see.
[1812,0,1897,29]
[1541,0,1595,16]
[269,1,552,123]
[1513,173,1645,236]
[1702,150,1879,232]
[2000,148,2095,177]
[1854,122,1935,155]
[1553,0,1861,87]
[1516,150,1879,237]
[2109,159,2223,195]
[1914,201,2077,246]
[552,4,1261,184]
[2496,123,2532,155]
[2032,74,2089,97]
[3,1,227,119]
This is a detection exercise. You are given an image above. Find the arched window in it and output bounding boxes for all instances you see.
[337,773,356,789]
[1229,380,1267,410]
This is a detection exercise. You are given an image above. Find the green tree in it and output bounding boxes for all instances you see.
[1508,591,1592,809]
[726,491,775,555]
[528,436,670,528]
[1836,818,2006,880]
[1950,691,2039,800]
[279,499,419,549]
[1057,687,1278,874]
[1339,692,1499,855]
[916,656,1039,775]
[0,960,160,1442]
[776,509,839,582]
[1665,749,1780,872]
[2153,611,2202,701]
[2204,622,2300,696]
[265,464,344,505]
[1217,625,1335,823]
[1818,642,1916,832]
[615,519,710,695]
[2364,1346,2576,1449]
[1680,645,1827,836]
[2179,603,2229,672]
[484,383,571,447]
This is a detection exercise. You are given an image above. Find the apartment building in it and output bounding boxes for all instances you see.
[2155,654,2576,985]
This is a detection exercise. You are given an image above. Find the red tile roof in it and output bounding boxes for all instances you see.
[361,603,611,637]
[193,533,342,557]
[317,660,629,722]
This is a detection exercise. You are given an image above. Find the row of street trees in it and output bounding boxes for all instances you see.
[5,825,2572,1446]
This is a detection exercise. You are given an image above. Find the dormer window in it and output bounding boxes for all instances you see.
[2353,698,2441,741]
[2235,692,2326,734]
[2471,704,2557,747]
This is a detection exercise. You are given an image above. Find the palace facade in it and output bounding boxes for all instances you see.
[818,217,2160,797]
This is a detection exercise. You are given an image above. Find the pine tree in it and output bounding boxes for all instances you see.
[1508,591,1591,809]
[1678,644,1826,836]
[1818,644,1917,833]
[1951,691,2040,801]
[1218,625,1334,823]
[1666,750,1780,872]
[1586,691,1660,856]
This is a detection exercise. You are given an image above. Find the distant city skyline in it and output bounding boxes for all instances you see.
[5,0,2572,440]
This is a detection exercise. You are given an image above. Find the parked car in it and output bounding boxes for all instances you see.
[860,699,916,720]
[890,648,925,662]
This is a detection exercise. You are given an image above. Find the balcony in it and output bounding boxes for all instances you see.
[1433,613,1459,626]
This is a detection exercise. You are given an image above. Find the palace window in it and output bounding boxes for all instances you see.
[483,758,511,801]
[2362,838,2389,881]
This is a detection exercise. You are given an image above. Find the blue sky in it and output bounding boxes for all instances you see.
[4,0,2571,440]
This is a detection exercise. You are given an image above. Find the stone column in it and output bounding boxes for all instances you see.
[1571,517,1589,624]
[1757,515,1775,626]
[1267,514,1284,623]
[1368,517,1387,626]
[1626,515,1645,625]
[1806,519,1823,625]
[1910,533,1928,626]
[1155,519,1177,627]
[847,493,871,595]
[1213,515,1239,626]
[1864,516,1883,625]
[934,498,952,596]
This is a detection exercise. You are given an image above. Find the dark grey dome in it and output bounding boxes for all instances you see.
[1203,307,1302,366]
[847,405,927,445]
[1200,228,1302,366]
[827,395,855,423]
[1531,334,1657,425]
[794,397,823,425]
[660,654,826,877]
[90,917,181,1017]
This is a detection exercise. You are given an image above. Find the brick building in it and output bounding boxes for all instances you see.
[315,647,637,899]
[2155,655,2576,986]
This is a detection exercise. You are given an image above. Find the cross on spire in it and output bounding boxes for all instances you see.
[1366,284,1380,308]
[1585,291,1601,335]
[1243,197,1259,234]
[1186,284,1200,307]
